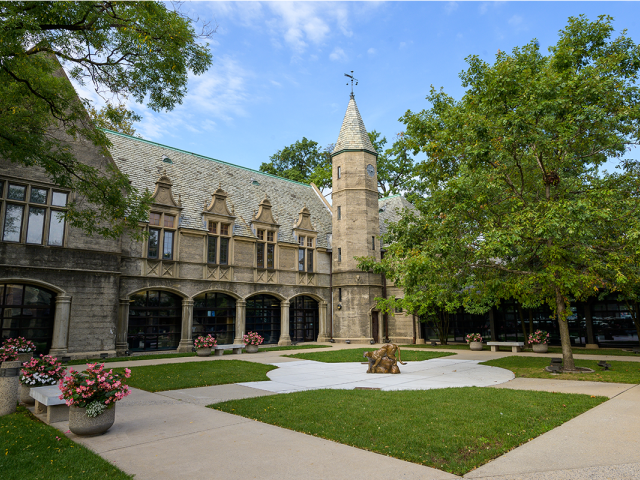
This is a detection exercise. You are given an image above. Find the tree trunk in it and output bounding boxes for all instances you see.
[555,287,576,370]
[519,306,528,346]
[436,310,449,345]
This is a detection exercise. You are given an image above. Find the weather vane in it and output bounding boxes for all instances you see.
[344,70,358,98]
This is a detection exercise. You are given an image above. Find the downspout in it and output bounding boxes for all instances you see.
[329,250,333,340]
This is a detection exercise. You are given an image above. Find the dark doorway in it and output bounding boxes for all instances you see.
[290,296,319,342]
[128,290,182,351]
[246,294,281,344]
[372,311,379,343]
[0,283,55,354]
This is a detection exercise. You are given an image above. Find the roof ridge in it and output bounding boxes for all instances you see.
[102,128,314,188]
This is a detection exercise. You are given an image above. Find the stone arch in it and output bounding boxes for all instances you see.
[125,285,188,300]
[287,292,325,304]
[192,290,238,345]
[191,288,242,301]
[243,290,286,302]
[0,279,67,355]
[244,293,283,345]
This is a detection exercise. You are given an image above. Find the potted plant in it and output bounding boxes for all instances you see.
[466,333,483,351]
[59,363,131,436]
[194,334,217,357]
[19,354,65,405]
[529,330,550,353]
[243,331,263,353]
[3,337,36,363]
[0,347,17,366]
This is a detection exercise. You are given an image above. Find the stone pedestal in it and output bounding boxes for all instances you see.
[0,361,20,417]
[585,344,599,349]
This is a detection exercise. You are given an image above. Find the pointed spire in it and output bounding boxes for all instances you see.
[332,96,376,156]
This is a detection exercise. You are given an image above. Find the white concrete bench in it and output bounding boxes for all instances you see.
[213,344,244,356]
[30,385,68,424]
[487,341,525,353]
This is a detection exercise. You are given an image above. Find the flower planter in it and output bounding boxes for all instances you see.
[20,384,36,405]
[69,404,116,436]
[196,348,211,357]
[17,353,33,364]
[532,344,548,354]
[245,344,259,353]
[469,341,483,351]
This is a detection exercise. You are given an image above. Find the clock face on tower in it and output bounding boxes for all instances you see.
[366,164,375,177]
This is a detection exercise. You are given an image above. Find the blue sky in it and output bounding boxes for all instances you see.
[78,2,640,172]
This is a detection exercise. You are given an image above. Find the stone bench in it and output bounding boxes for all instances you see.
[30,385,68,424]
[213,344,244,356]
[487,341,525,353]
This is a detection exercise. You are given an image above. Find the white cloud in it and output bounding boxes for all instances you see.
[508,15,523,27]
[444,2,458,15]
[270,80,282,87]
[329,47,347,62]
[367,47,376,55]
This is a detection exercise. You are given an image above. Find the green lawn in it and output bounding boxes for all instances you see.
[66,344,329,366]
[0,407,132,480]
[211,388,605,476]
[482,357,640,383]
[113,359,276,392]
[284,348,454,363]
[404,344,640,356]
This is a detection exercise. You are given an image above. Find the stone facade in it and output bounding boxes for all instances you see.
[0,92,418,357]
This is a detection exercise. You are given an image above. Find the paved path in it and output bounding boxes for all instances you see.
[239,358,514,393]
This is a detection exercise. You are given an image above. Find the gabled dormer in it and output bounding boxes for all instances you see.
[151,170,181,209]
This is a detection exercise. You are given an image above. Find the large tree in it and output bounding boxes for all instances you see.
[0,1,213,238]
[368,131,416,198]
[260,137,333,193]
[360,15,640,370]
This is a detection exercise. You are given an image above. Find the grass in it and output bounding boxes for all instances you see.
[112,359,276,392]
[403,344,640,356]
[284,347,454,363]
[66,344,329,366]
[0,406,132,480]
[482,357,640,383]
[211,388,605,476]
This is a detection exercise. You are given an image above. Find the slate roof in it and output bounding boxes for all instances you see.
[104,130,333,248]
[378,194,416,237]
[332,95,376,155]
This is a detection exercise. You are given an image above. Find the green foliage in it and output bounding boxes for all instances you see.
[284,348,453,363]
[0,1,213,239]
[114,360,275,392]
[368,130,416,198]
[360,15,640,369]
[87,102,142,137]
[260,137,333,192]
[212,388,605,475]
[0,407,133,479]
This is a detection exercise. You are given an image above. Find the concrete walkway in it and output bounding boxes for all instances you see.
[50,344,640,479]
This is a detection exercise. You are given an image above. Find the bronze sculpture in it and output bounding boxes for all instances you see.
[364,343,406,374]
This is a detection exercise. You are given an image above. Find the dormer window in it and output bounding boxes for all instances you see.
[337,166,342,179]
[208,220,230,265]
[298,235,315,272]
[147,212,175,260]
[257,228,276,269]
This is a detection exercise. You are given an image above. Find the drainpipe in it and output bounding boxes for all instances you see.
[329,250,333,340]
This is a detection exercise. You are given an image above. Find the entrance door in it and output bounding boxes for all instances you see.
[372,311,379,343]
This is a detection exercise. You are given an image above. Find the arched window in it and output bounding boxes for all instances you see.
[290,296,319,342]
[128,290,182,351]
[0,283,55,353]
[246,294,281,344]
[193,293,236,345]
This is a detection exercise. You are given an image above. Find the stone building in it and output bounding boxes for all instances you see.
[0,93,421,358]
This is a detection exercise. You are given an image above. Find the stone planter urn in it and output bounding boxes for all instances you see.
[17,353,33,364]
[69,404,115,436]
[532,343,549,354]
[20,384,36,405]
[245,344,259,353]
[0,360,21,417]
[469,341,483,351]
[196,348,211,357]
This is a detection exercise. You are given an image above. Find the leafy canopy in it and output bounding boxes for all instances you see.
[360,15,640,368]
[0,1,213,238]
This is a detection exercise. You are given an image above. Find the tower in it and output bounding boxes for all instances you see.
[331,93,382,343]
